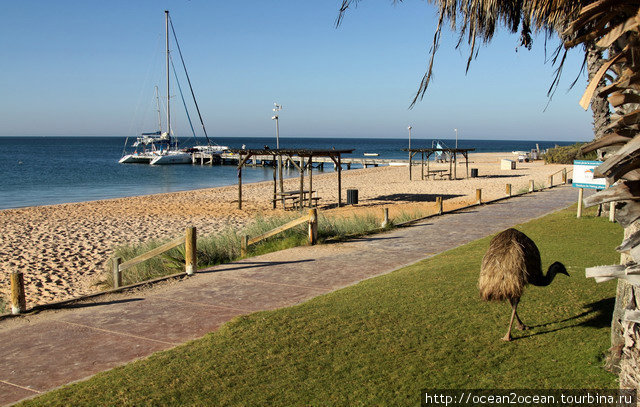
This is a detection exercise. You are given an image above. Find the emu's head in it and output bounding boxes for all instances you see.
[549,261,569,277]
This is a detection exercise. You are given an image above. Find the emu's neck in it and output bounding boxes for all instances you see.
[529,268,556,287]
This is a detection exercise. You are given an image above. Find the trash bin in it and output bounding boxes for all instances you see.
[470,168,479,178]
[346,189,358,205]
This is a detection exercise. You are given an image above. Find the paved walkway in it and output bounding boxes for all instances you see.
[0,186,581,405]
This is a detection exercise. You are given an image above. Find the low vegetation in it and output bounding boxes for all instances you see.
[24,205,622,406]
[543,143,597,164]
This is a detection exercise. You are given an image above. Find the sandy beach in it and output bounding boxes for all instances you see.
[0,153,571,308]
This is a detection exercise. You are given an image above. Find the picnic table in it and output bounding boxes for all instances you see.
[425,169,449,180]
[274,190,320,209]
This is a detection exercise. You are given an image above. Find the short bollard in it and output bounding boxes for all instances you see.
[436,196,443,215]
[112,257,122,289]
[548,175,553,188]
[185,227,197,276]
[529,180,535,192]
[241,235,249,257]
[381,208,389,228]
[308,208,318,245]
[506,184,512,197]
[476,189,482,205]
[10,271,26,315]
[562,168,567,184]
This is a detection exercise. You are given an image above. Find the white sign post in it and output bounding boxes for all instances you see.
[572,160,605,218]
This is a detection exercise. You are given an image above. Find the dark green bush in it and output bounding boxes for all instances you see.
[543,143,597,164]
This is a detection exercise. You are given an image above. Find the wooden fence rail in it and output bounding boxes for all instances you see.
[112,227,196,289]
[242,209,318,257]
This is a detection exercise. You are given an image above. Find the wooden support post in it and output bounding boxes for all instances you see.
[476,188,482,204]
[272,160,277,209]
[381,207,389,228]
[185,227,197,275]
[610,202,616,223]
[529,180,535,192]
[299,157,304,211]
[562,168,567,184]
[506,184,512,197]
[453,152,457,179]
[421,152,425,180]
[577,188,584,218]
[337,155,342,207]
[241,235,249,257]
[10,271,26,315]
[238,154,243,210]
[112,257,122,289]
[308,208,318,245]
[308,156,313,207]
[548,175,553,188]
[409,152,413,180]
[436,196,443,215]
[449,155,453,180]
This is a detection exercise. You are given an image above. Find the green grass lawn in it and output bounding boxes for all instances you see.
[22,206,622,406]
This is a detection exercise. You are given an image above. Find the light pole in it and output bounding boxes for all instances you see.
[454,128,458,149]
[272,103,283,194]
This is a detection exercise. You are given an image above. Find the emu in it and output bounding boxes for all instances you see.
[478,228,569,341]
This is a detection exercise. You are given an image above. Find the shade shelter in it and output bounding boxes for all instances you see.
[403,148,475,180]
[230,149,354,210]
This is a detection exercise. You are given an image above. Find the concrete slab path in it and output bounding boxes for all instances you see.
[0,186,582,405]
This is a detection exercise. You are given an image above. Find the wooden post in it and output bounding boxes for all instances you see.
[185,227,196,275]
[562,168,567,184]
[421,152,425,180]
[548,175,553,188]
[506,184,512,197]
[529,180,535,192]
[577,188,584,218]
[308,156,313,207]
[298,157,304,210]
[10,271,26,315]
[453,152,457,179]
[476,188,482,204]
[241,235,249,257]
[238,154,243,210]
[337,155,342,207]
[409,152,413,180]
[436,196,443,215]
[308,208,318,245]
[272,159,277,209]
[448,154,453,180]
[381,208,389,228]
[610,201,616,222]
[112,257,122,289]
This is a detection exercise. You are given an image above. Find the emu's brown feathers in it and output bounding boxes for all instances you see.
[478,228,541,302]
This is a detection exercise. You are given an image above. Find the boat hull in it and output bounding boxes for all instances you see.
[119,153,154,164]
[149,152,192,165]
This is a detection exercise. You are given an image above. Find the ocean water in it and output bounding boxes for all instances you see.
[0,136,576,210]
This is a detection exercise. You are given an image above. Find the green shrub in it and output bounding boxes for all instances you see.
[543,143,597,164]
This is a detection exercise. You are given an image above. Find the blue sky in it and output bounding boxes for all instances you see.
[1,1,593,141]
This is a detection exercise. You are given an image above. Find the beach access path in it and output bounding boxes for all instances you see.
[0,186,582,405]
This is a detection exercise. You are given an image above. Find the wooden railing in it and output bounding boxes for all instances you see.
[111,227,197,289]
[241,209,318,256]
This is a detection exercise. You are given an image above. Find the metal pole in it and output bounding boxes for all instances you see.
[165,10,170,140]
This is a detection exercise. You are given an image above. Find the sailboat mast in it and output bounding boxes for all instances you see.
[165,10,171,142]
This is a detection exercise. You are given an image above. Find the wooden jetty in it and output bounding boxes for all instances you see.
[216,153,408,169]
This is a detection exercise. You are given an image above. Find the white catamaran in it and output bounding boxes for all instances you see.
[120,10,226,165]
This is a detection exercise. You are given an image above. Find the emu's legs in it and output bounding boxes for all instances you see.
[503,298,525,341]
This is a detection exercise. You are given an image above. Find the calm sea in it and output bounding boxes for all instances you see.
[0,136,576,210]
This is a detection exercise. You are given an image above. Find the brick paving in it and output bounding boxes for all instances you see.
[0,186,581,405]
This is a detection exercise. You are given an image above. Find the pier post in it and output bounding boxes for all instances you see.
[112,257,122,289]
[338,155,342,207]
[381,208,389,228]
[308,208,318,245]
[238,154,243,210]
[10,271,26,315]
[185,227,197,275]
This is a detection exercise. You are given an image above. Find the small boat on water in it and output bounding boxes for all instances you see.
[363,153,379,157]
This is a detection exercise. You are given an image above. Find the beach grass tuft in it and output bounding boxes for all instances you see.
[20,205,622,406]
